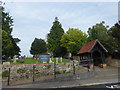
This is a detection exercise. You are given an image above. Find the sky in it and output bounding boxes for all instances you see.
[4,1,118,57]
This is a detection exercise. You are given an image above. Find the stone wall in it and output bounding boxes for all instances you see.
[2,61,80,81]
[106,56,120,67]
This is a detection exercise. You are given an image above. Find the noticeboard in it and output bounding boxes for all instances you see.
[39,54,50,62]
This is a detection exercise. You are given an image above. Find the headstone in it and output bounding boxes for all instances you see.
[49,58,53,63]
[13,55,17,63]
[60,57,62,63]
[19,56,24,63]
[56,58,58,63]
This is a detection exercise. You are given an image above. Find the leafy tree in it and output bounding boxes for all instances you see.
[30,38,47,58]
[87,21,118,54]
[1,6,20,61]
[2,7,13,34]
[108,21,120,52]
[87,21,109,42]
[1,29,13,59]
[47,17,67,57]
[61,28,88,55]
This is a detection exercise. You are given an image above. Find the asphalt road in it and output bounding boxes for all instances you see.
[73,82,120,89]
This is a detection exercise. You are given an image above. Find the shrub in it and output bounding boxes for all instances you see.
[2,70,9,77]
[55,71,61,74]
[47,65,51,69]
[17,68,26,73]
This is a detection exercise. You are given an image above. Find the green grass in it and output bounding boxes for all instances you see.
[52,58,70,63]
[10,57,70,64]
[11,58,43,64]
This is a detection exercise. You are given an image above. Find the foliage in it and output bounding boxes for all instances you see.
[46,65,51,69]
[109,21,120,51]
[61,28,88,55]
[87,21,118,54]
[17,68,27,74]
[2,70,9,77]
[30,38,47,58]
[2,7,13,34]
[87,21,109,42]
[1,7,20,61]
[47,17,67,57]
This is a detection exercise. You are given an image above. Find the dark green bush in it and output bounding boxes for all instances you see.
[55,71,61,74]
[2,70,9,77]
[47,65,51,69]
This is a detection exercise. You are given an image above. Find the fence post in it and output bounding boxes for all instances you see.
[7,68,10,86]
[73,60,75,75]
[33,65,35,82]
[54,60,56,79]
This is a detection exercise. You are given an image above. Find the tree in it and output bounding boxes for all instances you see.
[108,21,120,52]
[30,38,47,59]
[47,17,67,57]
[61,28,88,55]
[2,7,13,34]
[87,21,109,42]
[87,21,118,54]
[1,6,20,61]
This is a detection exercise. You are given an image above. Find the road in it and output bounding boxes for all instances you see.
[2,75,119,89]
[73,83,120,88]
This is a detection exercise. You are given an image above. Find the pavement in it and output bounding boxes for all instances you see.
[2,66,120,89]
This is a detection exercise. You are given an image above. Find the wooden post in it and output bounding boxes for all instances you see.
[33,65,35,82]
[54,61,56,79]
[73,60,75,75]
[100,51,104,68]
[91,52,95,71]
[87,54,90,72]
[7,68,10,86]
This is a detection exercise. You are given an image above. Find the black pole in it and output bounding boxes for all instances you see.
[54,60,56,79]
[73,60,75,75]
[7,68,10,86]
[33,65,35,82]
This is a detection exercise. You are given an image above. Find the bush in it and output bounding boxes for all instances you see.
[47,65,51,69]
[17,68,26,73]
[55,71,61,74]
[2,70,9,77]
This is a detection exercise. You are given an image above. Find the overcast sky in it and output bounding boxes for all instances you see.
[5,2,118,57]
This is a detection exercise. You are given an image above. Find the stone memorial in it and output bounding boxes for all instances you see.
[60,57,62,63]
[13,55,17,63]
[49,58,53,63]
[56,58,58,63]
[19,56,25,63]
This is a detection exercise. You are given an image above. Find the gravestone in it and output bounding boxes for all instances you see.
[39,54,50,63]
[49,58,53,63]
[19,56,25,63]
[60,57,62,63]
[13,55,17,63]
[56,58,58,63]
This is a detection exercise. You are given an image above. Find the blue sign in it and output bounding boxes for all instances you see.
[39,54,50,62]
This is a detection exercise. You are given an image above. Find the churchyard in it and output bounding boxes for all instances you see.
[3,57,70,65]
[2,58,82,86]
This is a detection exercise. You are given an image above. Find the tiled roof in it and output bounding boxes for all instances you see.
[77,39,108,54]
[77,40,97,54]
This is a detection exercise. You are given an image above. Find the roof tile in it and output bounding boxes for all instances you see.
[77,40,97,54]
